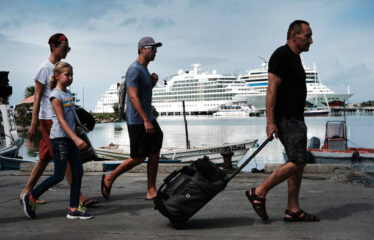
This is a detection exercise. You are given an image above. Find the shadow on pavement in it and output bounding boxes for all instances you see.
[170,216,255,230]
[318,203,374,220]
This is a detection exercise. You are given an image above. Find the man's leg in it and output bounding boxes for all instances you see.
[246,162,304,221]
[102,157,145,198]
[284,162,319,221]
[20,120,52,201]
[286,163,305,213]
[146,152,159,200]
[20,158,50,199]
[255,162,302,198]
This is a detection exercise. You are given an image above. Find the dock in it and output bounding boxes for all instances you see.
[330,106,374,114]
[1,165,374,239]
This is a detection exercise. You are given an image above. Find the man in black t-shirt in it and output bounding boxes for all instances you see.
[245,20,319,222]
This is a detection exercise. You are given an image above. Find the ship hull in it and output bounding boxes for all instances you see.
[235,93,353,110]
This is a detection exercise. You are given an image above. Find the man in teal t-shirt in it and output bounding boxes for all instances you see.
[101,37,163,201]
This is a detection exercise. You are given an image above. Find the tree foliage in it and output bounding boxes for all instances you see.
[361,100,374,107]
[24,86,35,98]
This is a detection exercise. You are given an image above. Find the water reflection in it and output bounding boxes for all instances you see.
[19,115,374,171]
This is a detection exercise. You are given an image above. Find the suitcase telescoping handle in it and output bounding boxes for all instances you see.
[226,135,273,183]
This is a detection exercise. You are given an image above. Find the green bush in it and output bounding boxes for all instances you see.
[361,100,374,107]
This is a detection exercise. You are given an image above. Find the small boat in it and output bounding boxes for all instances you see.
[283,121,374,172]
[0,104,26,170]
[96,139,258,164]
[213,102,261,117]
[304,107,330,116]
[304,100,330,116]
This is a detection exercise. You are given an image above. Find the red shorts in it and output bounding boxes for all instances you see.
[39,119,53,161]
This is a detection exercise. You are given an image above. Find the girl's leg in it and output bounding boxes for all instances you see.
[67,139,83,208]
[65,140,93,219]
[31,138,68,200]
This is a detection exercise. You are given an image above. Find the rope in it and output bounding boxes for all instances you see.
[0,155,34,162]
[347,139,361,148]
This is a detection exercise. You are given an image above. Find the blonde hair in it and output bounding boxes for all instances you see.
[49,62,73,90]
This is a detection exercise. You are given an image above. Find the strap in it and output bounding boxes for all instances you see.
[73,110,83,127]
[250,188,266,203]
[226,136,273,183]
[163,170,180,184]
[285,209,302,218]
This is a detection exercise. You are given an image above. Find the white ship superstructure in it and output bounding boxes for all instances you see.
[236,62,353,109]
[152,64,261,115]
[93,84,119,113]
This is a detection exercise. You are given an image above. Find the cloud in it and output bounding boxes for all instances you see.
[1,0,374,110]
[137,17,176,30]
[120,17,138,27]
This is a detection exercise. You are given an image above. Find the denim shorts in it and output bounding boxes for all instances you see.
[276,116,310,164]
[127,120,163,159]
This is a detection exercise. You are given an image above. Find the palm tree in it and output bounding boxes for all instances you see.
[24,86,35,98]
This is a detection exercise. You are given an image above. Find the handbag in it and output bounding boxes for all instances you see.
[74,110,98,163]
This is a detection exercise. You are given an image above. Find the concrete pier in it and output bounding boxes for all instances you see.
[1,167,373,240]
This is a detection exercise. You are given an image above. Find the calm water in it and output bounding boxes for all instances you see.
[19,114,374,171]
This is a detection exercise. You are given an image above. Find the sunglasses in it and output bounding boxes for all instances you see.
[143,45,157,51]
[59,45,71,52]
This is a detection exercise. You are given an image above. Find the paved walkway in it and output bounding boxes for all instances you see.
[0,170,373,240]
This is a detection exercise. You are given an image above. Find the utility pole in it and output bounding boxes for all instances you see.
[182,100,190,149]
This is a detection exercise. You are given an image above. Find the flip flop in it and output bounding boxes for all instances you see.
[81,198,99,208]
[144,197,156,201]
[101,174,112,200]
[36,199,47,204]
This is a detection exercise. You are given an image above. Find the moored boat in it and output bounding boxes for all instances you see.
[96,139,258,164]
[304,108,330,116]
[283,121,374,172]
[0,103,25,170]
[213,101,261,117]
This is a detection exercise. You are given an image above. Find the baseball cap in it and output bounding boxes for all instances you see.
[138,37,162,48]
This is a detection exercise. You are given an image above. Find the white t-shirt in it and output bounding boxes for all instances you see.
[34,60,54,119]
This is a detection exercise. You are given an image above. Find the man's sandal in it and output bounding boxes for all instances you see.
[245,188,269,221]
[284,209,320,222]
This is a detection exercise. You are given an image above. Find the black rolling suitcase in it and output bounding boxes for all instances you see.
[154,137,272,228]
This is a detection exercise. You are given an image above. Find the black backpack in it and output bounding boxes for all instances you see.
[75,107,95,131]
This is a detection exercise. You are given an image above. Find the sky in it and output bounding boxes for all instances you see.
[1,0,373,111]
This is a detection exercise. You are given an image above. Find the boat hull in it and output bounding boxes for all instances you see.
[96,139,258,164]
[0,138,25,170]
[236,93,353,110]
[282,148,374,172]
[304,108,330,116]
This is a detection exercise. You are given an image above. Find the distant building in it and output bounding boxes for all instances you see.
[18,95,34,105]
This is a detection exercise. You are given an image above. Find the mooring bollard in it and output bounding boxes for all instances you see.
[221,150,234,172]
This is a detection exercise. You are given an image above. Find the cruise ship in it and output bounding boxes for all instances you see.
[152,64,261,115]
[93,83,120,113]
[235,61,353,109]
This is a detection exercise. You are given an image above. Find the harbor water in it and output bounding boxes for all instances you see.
[18,114,374,171]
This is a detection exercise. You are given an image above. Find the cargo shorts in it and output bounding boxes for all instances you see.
[276,116,311,164]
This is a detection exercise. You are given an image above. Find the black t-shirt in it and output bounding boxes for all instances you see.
[268,44,306,120]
